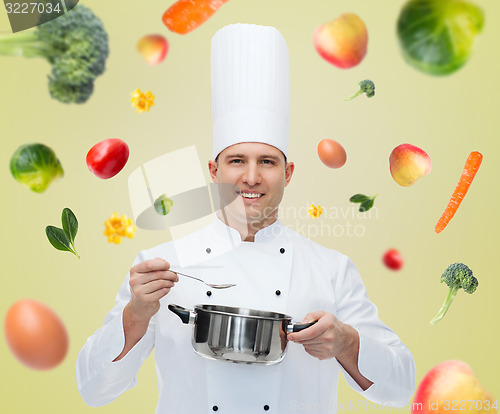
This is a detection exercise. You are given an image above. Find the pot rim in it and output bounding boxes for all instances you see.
[194,304,292,321]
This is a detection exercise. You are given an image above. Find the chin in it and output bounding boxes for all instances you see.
[247,206,277,224]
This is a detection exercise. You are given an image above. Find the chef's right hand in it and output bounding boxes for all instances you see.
[114,258,179,361]
[128,257,179,322]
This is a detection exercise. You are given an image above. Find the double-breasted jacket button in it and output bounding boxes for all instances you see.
[206,247,212,254]
[264,405,270,411]
[275,290,281,296]
[279,248,285,254]
[212,406,218,411]
[206,291,212,297]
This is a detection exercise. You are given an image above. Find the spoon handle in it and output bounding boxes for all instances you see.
[171,269,205,284]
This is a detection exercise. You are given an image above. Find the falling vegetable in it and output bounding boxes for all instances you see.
[154,195,174,216]
[389,143,432,187]
[435,151,482,233]
[397,0,484,76]
[86,138,130,179]
[308,204,323,219]
[45,208,79,258]
[104,212,137,244]
[350,194,377,212]
[10,143,64,193]
[383,249,404,271]
[412,360,497,414]
[344,80,375,101]
[137,34,169,65]
[430,263,478,326]
[131,88,155,112]
[0,3,109,103]
[313,13,368,69]
[162,0,230,35]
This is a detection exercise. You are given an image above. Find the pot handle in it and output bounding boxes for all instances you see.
[168,304,196,324]
[287,320,317,335]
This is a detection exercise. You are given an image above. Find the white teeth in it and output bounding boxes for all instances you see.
[240,192,262,199]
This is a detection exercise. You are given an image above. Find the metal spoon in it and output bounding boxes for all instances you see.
[171,269,236,290]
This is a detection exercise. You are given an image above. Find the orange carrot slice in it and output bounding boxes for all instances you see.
[162,0,230,35]
[435,151,483,234]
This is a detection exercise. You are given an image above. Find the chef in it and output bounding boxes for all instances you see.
[76,24,416,413]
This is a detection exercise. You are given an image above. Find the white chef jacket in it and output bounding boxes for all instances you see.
[76,216,416,413]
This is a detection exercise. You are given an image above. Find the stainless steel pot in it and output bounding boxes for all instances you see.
[168,304,316,365]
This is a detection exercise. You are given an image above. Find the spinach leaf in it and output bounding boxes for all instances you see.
[359,199,375,212]
[349,194,369,203]
[62,207,78,248]
[46,226,72,251]
[350,193,378,213]
[46,208,80,258]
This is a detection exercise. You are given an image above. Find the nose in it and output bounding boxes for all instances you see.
[242,163,262,186]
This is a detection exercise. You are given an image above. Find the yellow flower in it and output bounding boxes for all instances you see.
[308,204,323,219]
[103,212,137,244]
[130,88,155,113]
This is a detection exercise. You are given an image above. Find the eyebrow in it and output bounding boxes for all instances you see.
[225,154,247,159]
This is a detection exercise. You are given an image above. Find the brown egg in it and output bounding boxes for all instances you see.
[317,139,347,169]
[4,299,68,370]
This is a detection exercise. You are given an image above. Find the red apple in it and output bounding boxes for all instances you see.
[313,13,368,69]
[389,143,432,187]
[413,360,497,414]
[137,34,169,65]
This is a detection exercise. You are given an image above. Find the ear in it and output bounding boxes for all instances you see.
[284,161,295,187]
[208,159,218,183]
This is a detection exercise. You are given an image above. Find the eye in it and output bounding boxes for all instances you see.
[229,159,242,164]
[261,159,275,165]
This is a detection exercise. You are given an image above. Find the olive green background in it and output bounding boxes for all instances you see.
[0,0,498,412]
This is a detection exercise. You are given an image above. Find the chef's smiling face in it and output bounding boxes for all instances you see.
[209,142,294,239]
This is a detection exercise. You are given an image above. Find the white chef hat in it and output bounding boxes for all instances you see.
[211,23,290,159]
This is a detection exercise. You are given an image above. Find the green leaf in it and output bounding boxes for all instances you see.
[359,199,374,212]
[46,225,72,252]
[46,224,80,259]
[350,194,369,203]
[154,194,173,216]
[62,207,78,247]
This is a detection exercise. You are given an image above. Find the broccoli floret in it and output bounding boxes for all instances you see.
[430,263,478,326]
[344,79,375,101]
[0,2,108,104]
[48,77,94,104]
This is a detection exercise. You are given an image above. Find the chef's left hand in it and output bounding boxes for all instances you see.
[287,311,356,361]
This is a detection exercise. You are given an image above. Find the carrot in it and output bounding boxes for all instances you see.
[162,0,230,35]
[435,151,483,234]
